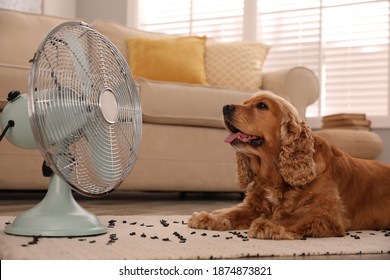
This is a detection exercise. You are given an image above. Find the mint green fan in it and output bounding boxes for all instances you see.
[0,22,142,236]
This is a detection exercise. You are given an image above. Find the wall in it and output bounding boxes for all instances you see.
[76,0,127,24]
[43,0,76,18]
[42,0,137,26]
[75,0,138,27]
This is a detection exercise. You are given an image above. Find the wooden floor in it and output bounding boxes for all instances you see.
[1,190,389,260]
[0,190,241,216]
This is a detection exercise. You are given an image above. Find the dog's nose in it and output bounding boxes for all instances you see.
[223,104,235,115]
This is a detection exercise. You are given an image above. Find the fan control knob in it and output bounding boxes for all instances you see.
[7,91,21,102]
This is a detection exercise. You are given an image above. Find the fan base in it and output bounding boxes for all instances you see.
[5,175,107,237]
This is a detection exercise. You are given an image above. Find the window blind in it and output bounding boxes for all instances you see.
[138,0,244,42]
[258,0,389,125]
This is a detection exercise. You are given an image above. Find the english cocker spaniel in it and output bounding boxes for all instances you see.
[188,92,390,239]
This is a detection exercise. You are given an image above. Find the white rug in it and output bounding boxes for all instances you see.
[1,216,389,260]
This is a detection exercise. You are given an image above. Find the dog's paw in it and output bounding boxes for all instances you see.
[188,211,232,231]
[248,218,295,240]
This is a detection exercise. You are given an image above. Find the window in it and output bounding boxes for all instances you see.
[259,0,390,127]
[137,0,390,128]
[138,0,244,42]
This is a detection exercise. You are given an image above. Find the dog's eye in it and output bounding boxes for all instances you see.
[256,102,268,110]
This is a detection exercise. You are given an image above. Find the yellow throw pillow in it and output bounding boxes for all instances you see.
[126,36,208,85]
[205,41,271,90]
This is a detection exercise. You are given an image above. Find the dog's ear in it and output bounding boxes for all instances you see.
[236,152,255,189]
[279,111,316,186]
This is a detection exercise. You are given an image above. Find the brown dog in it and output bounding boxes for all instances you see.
[188,92,390,239]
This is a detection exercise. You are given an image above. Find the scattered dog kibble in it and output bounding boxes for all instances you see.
[229,231,247,239]
[106,233,118,245]
[350,234,360,239]
[22,217,385,253]
[108,220,117,228]
[160,219,169,227]
[110,234,118,240]
[21,236,41,247]
[173,231,187,243]
[27,236,41,246]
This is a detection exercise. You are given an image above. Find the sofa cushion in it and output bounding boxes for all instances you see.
[205,41,270,90]
[136,78,261,128]
[127,36,208,85]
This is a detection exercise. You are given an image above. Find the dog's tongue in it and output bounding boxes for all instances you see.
[224,132,241,143]
[225,132,264,146]
[224,132,250,143]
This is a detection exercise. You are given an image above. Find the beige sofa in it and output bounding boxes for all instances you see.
[0,9,382,192]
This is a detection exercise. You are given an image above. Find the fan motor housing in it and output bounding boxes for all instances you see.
[1,93,36,149]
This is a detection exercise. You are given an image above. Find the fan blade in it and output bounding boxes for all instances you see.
[36,88,88,144]
[64,30,92,95]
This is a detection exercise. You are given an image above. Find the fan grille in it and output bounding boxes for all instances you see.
[28,22,142,196]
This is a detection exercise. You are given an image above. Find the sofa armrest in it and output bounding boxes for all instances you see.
[261,66,319,120]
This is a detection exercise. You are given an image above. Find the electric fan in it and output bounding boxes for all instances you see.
[0,22,142,236]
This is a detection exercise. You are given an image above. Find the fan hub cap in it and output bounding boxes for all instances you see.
[99,89,119,123]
